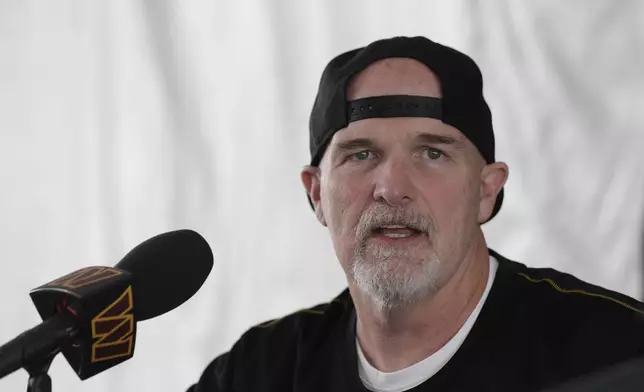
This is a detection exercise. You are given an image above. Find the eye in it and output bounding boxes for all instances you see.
[350,150,373,161]
[423,147,445,160]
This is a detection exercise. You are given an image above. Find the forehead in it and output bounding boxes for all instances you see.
[331,116,469,149]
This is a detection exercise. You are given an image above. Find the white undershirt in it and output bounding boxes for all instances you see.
[356,255,499,392]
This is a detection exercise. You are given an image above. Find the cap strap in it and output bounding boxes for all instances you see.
[347,95,442,123]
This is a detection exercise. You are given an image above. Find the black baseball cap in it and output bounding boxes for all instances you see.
[307,36,503,223]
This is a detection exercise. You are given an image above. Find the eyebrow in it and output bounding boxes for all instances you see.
[334,133,466,154]
[334,138,377,152]
[414,133,466,150]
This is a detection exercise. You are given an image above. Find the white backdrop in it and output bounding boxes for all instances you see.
[1,1,644,391]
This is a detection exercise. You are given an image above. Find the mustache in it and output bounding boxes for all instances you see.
[355,204,433,241]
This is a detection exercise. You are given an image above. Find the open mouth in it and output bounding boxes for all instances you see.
[372,225,423,239]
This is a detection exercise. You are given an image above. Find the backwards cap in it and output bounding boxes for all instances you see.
[308,36,503,223]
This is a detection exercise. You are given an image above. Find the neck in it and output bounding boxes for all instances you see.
[351,235,490,373]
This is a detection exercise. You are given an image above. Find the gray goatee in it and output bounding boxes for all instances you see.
[350,204,441,310]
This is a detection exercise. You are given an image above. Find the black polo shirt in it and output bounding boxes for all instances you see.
[187,250,644,391]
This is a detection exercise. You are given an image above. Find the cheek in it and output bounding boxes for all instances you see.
[320,175,370,265]
[321,174,367,234]
[417,174,476,226]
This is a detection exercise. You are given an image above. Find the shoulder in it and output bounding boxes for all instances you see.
[226,291,351,369]
[188,290,354,391]
[491,249,644,319]
[241,288,353,346]
[490,249,644,371]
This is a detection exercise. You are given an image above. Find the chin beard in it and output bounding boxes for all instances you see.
[350,242,442,310]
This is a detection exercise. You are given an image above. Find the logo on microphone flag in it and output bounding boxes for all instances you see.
[90,285,134,363]
[46,266,122,289]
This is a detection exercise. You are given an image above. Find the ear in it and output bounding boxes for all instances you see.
[301,165,327,226]
[478,162,509,223]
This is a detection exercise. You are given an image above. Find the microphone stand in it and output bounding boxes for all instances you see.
[24,348,58,392]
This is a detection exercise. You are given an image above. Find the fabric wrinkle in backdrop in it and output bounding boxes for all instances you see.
[1,1,644,391]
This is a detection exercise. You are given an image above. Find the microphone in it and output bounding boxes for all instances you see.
[0,229,213,383]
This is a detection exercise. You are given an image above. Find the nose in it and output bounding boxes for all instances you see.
[372,157,415,207]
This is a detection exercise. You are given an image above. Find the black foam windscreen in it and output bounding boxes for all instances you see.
[115,229,214,321]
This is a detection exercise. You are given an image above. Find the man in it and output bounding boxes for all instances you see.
[188,36,644,391]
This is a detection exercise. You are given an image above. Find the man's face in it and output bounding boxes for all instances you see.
[304,58,500,309]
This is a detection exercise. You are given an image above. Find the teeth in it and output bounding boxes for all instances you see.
[381,225,408,229]
[383,232,412,238]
